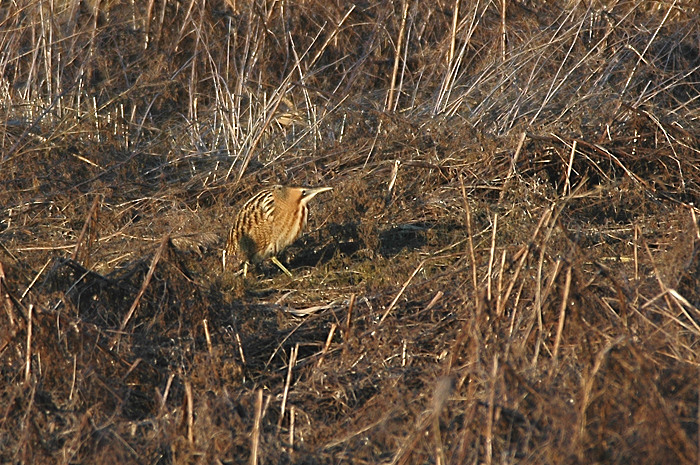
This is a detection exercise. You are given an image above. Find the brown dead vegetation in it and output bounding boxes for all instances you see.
[1,1,699,464]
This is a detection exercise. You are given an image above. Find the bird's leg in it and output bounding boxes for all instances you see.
[243,261,248,278]
[270,256,293,277]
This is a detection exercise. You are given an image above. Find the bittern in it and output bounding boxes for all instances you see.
[225,185,333,277]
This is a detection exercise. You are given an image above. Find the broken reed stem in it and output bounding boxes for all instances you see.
[487,213,498,302]
[317,324,337,368]
[542,259,564,304]
[533,257,546,365]
[459,175,478,307]
[503,131,527,189]
[500,0,507,62]
[24,304,33,386]
[379,260,425,325]
[642,235,675,314]
[159,373,175,415]
[500,205,553,317]
[498,245,528,317]
[250,388,264,465]
[386,0,409,111]
[532,204,561,365]
[278,343,299,431]
[345,293,356,337]
[69,354,77,401]
[71,194,102,268]
[520,259,563,342]
[203,319,213,357]
[185,381,194,444]
[20,258,51,302]
[564,140,577,196]
[551,266,573,364]
[667,290,700,334]
[497,250,506,324]
[111,234,169,350]
[485,355,498,465]
[289,405,295,454]
[385,159,401,205]
[235,330,247,366]
[0,262,15,327]
[448,0,460,64]
[690,206,700,240]
[424,291,443,313]
[633,224,640,285]
[576,337,624,453]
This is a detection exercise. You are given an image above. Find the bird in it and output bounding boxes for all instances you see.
[225,185,333,277]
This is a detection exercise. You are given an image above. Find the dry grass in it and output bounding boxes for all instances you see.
[1,1,699,464]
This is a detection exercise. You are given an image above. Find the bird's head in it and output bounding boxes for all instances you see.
[278,186,333,207]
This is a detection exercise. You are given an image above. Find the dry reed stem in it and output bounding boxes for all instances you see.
[500,0,507,62]
[277,343,298,432]
[532,202,564,365]
[551,265,573,365]
[68,353,77,402]
[448,0,460,65]
[667,290,700,335]
[496,250,507,321]
[459,175,478,307]
[23,304,33,386]
[250,388,264,465]
[288,405,295,455]
[316,323,337,368]
[423,291,443,313]
[485,355,499,465]
[0,262,15,327]
[203,318,213,357]
[379,260,425,325]
[487,213,498,302]
[159,373,176,416]
[18,258,50,302]
[386,159,401,205]
[345,293,356,337]
[642,235,675,318]
[503,131,527,190]
[1,1,698,462]
[499,205,554,318]
[235,331,247,367]
[576,336,624,458]
[185,381,194,444]
[690,207,700,240]
[110,234,170,349]
[564,140,577,196]
[386,0,409,111]
[71,194,101,268]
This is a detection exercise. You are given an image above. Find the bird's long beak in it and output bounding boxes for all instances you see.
[304,186,333,200]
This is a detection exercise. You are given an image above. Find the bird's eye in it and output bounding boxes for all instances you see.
[301,189,307,197]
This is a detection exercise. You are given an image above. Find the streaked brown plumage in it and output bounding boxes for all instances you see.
[225,185,333,277]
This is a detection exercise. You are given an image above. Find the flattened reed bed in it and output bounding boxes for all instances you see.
[1,1,699,464]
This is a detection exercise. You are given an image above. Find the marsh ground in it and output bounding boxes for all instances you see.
[1,1,699,464]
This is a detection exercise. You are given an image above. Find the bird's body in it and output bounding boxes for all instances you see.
[225,185,332,276]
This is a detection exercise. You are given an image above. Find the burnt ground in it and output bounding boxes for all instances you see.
[1,1,699,464]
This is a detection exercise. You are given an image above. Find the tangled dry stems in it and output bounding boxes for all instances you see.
[1,1,699,464]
